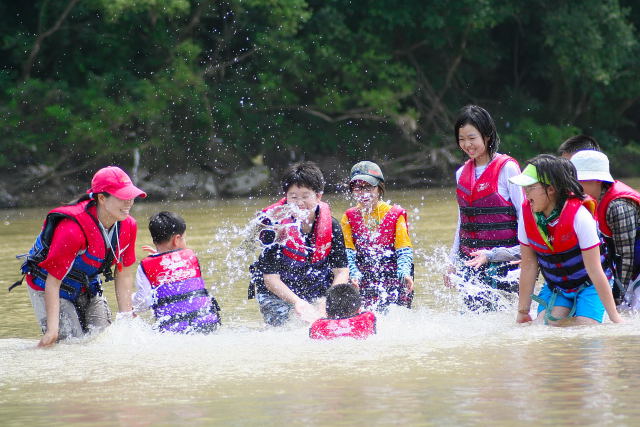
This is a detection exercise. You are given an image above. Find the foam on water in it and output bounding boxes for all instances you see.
[3,300,640,394]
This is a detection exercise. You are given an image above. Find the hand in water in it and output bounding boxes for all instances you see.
[38,329,58,348]
[516,312,532,324]
[404,275,414,292]
[465,250,489,269]
[443,265,456,288]
[294,300,320,323]
[609,313,624,323]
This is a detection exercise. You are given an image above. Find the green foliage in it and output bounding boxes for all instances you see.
[0,0,639,179]
[502,119,580,163]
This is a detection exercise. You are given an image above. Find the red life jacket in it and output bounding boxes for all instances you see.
[597,181,640,237]
[523,197,607,290]
[140,248,220,333]
[596,180,640,285]
[262,198,332,263]
[309,311,377,340]
[344,204,407,249]
[456,154,520,256]
[23,200,136,300]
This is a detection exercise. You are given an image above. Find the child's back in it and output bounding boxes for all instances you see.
[309,283,376,340]
[133,211,221,333]
[139,248,220,333]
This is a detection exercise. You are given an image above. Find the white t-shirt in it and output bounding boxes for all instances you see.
[132,265,154,313]
[518,205,601,250]
[451,156,524,259]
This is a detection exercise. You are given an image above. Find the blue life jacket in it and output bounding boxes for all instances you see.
[21,200,124,301]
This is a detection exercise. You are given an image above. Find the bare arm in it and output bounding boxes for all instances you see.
[114,264,135,312]
[264,273,319,322]
[331,267,349,285]
[516,244,538,323]
[38,275,62,347]
[264,273,302,305]
[583,247,623,323]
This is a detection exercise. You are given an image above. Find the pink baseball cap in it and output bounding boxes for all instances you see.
[88,166,147,200]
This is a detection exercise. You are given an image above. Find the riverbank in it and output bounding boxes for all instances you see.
[0,155,453,209]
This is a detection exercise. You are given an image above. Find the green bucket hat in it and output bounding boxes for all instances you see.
[350,161,384,186]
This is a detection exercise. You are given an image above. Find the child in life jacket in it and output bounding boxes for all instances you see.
[341,161,414,311]
[309,283,376,340]
[510,155,622,325]
[249,161,349,326]
[570,150,640,310]
[464,136,603,269]
[132,211,221,333]
[445,105,525,311]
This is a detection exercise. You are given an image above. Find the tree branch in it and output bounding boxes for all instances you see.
[202,48,257,77]
[179,0,213,41]
[21,0,80,81]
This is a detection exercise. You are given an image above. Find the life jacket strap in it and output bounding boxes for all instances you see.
[8,275,24,292]
[460,206,516,216]
[532,283,588,325]
[25,262,94,295]
[157,307,216,330]
[153,288,210,308]
[460,237,519,248]
[460,221,518,232]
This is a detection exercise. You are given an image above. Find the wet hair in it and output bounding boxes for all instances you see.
[149,211,187,245]
[326,283,361,319]
[526,154,585,209]
[454,105,500,159]
[281,161,325,194]
[557,135,601,156]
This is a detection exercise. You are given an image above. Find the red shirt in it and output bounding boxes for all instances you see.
[27,206,137,290]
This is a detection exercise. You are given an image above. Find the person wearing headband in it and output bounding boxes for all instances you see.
[510,155,622,325]
[16,166,146,347]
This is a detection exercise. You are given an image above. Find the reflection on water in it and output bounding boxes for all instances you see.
[2,188,640,425]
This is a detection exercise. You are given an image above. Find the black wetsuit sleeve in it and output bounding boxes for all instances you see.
[329,217,348,269]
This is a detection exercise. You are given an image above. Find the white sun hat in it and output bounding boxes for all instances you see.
[570,150,614,183]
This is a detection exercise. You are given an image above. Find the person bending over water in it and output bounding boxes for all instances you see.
[249,161,349,326]
[341,161,414,311]
[510,155,622,325]
[132,211,221,333]
[309,283,376,340]
[16,166,145,347]
[444,105,524,311]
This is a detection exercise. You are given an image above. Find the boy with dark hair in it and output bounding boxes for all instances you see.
[250,161,349,326]
[132,211,221,333]
[558,135,601,159]
[309,283,376,339]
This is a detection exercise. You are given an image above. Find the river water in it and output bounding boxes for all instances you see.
[2,187,640,426]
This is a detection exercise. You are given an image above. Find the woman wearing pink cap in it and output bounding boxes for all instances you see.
[16,166,146,347]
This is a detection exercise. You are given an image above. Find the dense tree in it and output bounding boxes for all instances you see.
[0,0,638,193]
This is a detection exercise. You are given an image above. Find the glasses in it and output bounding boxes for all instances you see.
[523,184,544,194]
[351,184,375,192]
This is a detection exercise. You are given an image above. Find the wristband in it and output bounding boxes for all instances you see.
[517,309,529,314]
